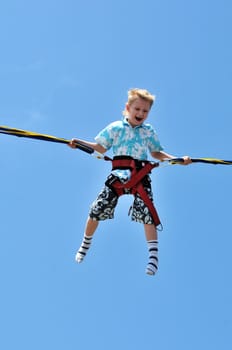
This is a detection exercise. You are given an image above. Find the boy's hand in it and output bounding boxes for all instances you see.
[181,156,192,165]
[68,138,79,149]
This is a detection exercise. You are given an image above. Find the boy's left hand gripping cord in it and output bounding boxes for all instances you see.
[72,140,95,154]
[71,139,110,160]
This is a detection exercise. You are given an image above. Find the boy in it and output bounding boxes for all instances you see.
[69,88,191,275]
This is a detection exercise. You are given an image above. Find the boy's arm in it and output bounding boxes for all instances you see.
[151,151,191,164]
[69,138,107,154]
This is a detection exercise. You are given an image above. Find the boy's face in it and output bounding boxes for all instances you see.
[126,97,151,127]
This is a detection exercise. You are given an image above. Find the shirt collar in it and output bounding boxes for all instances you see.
[123,117,145,129]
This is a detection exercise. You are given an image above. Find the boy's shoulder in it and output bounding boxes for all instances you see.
[142,122,154,130]
[140,122,156,134]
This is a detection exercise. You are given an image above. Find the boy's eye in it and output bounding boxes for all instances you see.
[134,107,148,113]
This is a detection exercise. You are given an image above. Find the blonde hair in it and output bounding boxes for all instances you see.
[122,88,156,116]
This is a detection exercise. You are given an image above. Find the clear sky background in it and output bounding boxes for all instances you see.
[0,1,232,349]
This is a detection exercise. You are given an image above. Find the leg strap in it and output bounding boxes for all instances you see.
[107,158,161,227]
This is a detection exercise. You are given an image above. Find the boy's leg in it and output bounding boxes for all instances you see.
[85,216,99,236]
[144,224,159,275]
[75,217,99,263]
[75,185,118,263]
[131,183,159,275]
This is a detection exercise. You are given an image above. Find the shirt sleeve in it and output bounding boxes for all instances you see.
[147,127,164,152]
[94,123,114,150]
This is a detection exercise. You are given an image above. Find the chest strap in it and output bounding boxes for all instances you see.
[106,157,161,228]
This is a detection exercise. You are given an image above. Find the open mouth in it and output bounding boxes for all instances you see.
[135,116,143,122]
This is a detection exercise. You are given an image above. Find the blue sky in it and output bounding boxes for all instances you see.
[0,0,232,349]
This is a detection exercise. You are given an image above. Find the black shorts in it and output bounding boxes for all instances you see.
[88,175,155,224]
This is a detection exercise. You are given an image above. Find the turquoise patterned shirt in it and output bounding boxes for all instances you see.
[95,118,163,160]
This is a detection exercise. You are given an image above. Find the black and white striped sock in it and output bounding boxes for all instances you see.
[146,240,158,275]
[75,234,93,263]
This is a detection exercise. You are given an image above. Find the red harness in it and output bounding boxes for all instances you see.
[105,156,162,228]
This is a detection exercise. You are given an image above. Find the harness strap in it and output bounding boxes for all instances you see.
[134,183,161,227]
[107,157,161,228]
[123,162,158,189]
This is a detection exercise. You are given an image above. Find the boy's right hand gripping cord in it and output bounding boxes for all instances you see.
[169,158,232,165]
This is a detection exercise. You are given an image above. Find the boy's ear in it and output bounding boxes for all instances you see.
[126,103,130,112]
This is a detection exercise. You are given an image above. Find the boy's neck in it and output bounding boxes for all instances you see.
[125,117,142,128]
